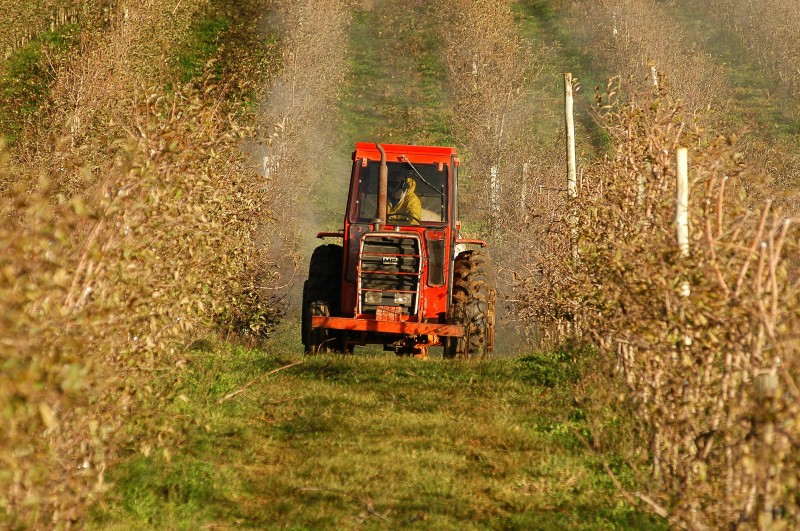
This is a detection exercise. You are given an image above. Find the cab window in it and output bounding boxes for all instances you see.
[352,160,448,226]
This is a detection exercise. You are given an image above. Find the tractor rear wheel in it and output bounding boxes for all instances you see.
[445,250,494,359]
[301,244,343,354]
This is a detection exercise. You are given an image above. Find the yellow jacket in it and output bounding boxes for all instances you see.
[388,177,422,225]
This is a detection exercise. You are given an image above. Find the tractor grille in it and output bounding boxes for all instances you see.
[358,235,421,315]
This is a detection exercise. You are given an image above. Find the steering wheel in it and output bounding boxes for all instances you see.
[387,212,413,223]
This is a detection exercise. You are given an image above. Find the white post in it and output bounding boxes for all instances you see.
[564,73,577,201]
[472,53,478,90]
[490,165,500,227]
[650,64,659,88]
[676,147,689,256]
[754,371,779,531]
[521,162,529,213]
[676,147,690,297]
[612,10,618,40]
[565,73,578,261]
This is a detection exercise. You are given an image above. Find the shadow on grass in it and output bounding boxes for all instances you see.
[497,503,667,530]
[94,456,244,528]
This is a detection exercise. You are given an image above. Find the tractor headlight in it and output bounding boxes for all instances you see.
[394,293,412,305]
[364,291,383,305]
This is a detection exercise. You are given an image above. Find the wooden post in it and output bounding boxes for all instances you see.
[564,73,578,261]
[564,73,577,202]
[676,147,690,297]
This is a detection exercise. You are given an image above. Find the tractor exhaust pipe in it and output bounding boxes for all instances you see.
[376,143,388,230]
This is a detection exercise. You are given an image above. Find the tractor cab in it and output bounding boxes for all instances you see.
[352,159,448,226]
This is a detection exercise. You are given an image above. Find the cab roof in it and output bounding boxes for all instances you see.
[353,142,457,165]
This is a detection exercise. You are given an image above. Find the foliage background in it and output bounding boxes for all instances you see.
[2,0,799,528]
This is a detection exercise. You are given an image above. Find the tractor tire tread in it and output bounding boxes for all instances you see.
[446,250,495,359]
[302,244,343,354]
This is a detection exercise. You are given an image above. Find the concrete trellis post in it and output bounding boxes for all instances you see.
[650,65,659,88]
[521,162,529,213]
[472,52,478,91]
[754,371,779,531]
[676,147,690,297]
[490,165,500,234]
[676,147,689,257]
[612,10,618,39]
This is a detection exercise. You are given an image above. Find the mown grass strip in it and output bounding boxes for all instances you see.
[513,0,612,154]
[91,326,665,529]
[338,2,455,148]
[664,2,800,139]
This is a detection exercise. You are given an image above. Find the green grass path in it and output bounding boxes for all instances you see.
[513,0,613,155]
[667,0,800,140]
[337,1,454,148]
[91,325,663,529]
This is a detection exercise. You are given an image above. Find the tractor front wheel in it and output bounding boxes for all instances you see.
[301,244,343,354]
[445,250,495,359]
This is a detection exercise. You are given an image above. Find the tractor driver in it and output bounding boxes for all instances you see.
[387,174,422,225]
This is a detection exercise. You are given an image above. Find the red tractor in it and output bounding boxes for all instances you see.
[301,142,494,358]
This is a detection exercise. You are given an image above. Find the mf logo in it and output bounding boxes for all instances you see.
[382,256,399,265]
